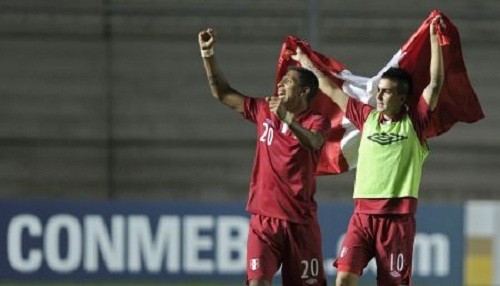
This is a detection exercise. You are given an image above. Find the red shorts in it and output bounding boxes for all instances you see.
[333,213,416,286]
[247,214,326,286]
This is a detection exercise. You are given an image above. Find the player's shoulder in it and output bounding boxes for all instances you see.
[244,96,270,108]
[304,110,330,127]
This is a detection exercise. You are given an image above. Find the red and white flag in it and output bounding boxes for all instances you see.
[274,10,484,175]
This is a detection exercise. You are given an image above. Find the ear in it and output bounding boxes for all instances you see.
[301,87,310,98]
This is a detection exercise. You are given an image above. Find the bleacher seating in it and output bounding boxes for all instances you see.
[0,0,498,202]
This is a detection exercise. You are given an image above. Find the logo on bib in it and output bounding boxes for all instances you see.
[367,132,408,145]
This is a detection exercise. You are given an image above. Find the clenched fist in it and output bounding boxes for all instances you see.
[198,28,216,50]
[267,96,293,124]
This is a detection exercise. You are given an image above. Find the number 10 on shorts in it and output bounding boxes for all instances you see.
[390,253,404,272]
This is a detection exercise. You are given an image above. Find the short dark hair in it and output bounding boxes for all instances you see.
[381,67,413,98]
[287,66,319,103]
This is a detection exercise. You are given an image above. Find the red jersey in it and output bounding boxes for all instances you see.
[345,96,431,214]
[242,97,330,224]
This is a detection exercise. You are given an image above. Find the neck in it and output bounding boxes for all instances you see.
[289,103,308,116]
[382,105,404,121]
[382,112,395,121]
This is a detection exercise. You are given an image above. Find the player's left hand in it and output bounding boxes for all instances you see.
[291,47,312,68]
[430,15,446,36]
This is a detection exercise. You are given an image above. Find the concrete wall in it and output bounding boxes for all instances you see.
[0,0,498,201]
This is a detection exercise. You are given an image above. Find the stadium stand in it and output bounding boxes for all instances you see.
[0,0,498,201]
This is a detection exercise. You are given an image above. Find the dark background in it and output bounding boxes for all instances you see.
[0,0,498,202]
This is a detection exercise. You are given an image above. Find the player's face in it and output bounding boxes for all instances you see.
[277,70,305,108]
[376,78,405,116]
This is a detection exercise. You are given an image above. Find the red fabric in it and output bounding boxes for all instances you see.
[353,198,418,215]
[333,213,416,285]
[274,10,484,175]
[275,37,349,175]
[247,214,326,285]
[242,98,330,225]
[345,98,373,132]
[399,10,484,137]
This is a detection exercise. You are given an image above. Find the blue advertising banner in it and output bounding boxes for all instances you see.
[0,200,463,284]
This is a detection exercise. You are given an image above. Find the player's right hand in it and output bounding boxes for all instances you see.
[267,96,293,124]
[198,28,216,50]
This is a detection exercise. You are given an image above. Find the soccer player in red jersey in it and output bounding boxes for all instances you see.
[292,16,445,286]
[199,28,330,286]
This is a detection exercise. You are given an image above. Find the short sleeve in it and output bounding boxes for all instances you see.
[408,95,433,142]
[345,97,373,132]
[242,97,263,124]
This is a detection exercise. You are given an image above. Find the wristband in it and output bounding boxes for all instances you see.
[201,48,214,58]
[283,113,294,125]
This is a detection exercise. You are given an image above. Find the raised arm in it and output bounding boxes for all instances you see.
[423,15,445,111]
[198,28,245,114]
[291,48,350,113]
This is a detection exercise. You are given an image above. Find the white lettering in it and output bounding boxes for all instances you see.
[45,215,82,273]
[5,213,253,275]
[7,215,42,272]
[413,233,449,276]
[260,122,274,145]
[128,215,180,273]
[184,216,214,273]
[216,216,248,273]
[84,216,124,272]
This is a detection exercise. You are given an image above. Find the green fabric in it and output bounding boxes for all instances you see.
[354,110,428,198]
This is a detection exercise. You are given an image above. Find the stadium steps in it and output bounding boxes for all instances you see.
[0,0,498,44]
[0,0,498,201]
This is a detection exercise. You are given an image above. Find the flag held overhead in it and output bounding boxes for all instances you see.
[275,10,484,175]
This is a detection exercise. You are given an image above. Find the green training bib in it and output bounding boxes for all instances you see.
[353,110,429,199]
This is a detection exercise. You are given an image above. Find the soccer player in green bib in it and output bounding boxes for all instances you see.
[293,15,445,286]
